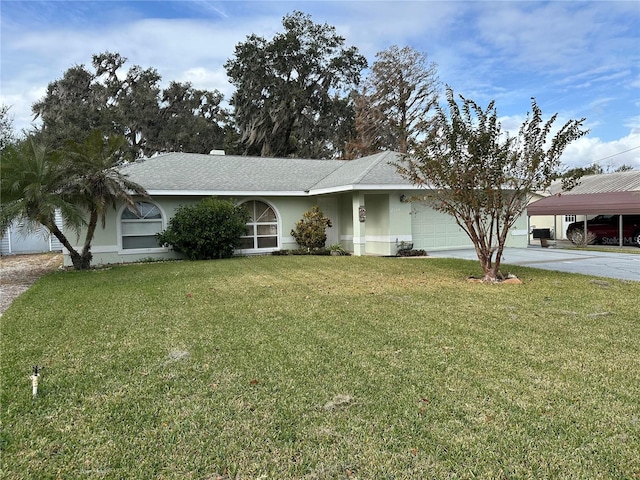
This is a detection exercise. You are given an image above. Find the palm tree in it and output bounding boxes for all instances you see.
[60,130,149,269]
[1,138,85,256]
[1,131,148,270]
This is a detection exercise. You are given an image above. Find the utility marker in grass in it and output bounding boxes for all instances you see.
[30,365,42,398]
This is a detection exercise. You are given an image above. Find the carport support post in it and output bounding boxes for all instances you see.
[352,193,366,256]
[619,215,623,247]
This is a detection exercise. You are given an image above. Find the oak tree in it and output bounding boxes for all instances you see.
[225,11,367,158]
[32,52,228,158]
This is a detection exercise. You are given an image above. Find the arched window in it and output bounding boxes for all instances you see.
[238,200,278,251]
[121,201,164,250]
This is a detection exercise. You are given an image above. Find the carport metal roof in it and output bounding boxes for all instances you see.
[527,191,640,215]
[527,170,640,216]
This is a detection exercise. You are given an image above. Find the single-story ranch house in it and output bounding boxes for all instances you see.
[63,151,530,267]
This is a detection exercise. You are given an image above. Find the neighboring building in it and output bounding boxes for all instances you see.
[527,192,559,239]
[0,211,63,255]
[61,151,530,267]
[527,170,640,243]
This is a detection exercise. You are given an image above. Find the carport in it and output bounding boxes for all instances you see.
[527,184,640,247]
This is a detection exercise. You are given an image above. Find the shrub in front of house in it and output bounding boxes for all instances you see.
[291,206,332,250]
[397,248,427,257]
[156,197,250,260]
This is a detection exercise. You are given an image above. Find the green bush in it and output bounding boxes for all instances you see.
[157,197,250,260]
[291,206,332,250]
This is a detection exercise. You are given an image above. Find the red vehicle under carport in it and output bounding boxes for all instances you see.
[565,214,640,246]
[527,189,640,248]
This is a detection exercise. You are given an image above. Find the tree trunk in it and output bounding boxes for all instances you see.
[479,258,498,282]
[47,223,84,270]
[77,250,93,270]
[75,210,98,270]
[48,216,94,271]
[492,244,506,281]
[478,244,508,282]
[482,265,500,283]
[477,246,500,283]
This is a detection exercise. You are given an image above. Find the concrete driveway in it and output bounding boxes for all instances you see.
[428,246,640,282]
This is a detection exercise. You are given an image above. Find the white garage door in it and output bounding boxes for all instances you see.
[411,204,473,251]
[8,222,52,254]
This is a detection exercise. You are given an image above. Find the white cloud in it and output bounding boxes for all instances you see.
[474,2,633,74]
[497,114,640,171]
[561,132,640,171]
[0,86,47,132]
[1,14,280,131]
[179,67,232,97]
[624,115,640,133]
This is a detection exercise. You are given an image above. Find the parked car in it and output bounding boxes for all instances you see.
[566,215,640,247]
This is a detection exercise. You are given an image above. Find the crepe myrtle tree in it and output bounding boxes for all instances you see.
[395,87,588,282]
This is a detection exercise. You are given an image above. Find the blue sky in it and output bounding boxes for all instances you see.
[1,0,639,170]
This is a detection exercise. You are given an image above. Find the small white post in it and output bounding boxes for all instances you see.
[30,366,41,398]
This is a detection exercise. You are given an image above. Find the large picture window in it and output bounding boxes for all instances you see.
[121,201,163,250]
[239,200,278,251]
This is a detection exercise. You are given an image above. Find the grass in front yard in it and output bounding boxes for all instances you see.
[1,256,639,479]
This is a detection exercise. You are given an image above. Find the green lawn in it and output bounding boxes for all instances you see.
[1,256,639,479]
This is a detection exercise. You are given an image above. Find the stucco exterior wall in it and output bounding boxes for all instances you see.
[63,190,532,267]
[361,194,388,255]
[337,193,354,251]
[506,210,530,248]
[388,193,413,253]
[63,195,347,266]
[334,192,412,256]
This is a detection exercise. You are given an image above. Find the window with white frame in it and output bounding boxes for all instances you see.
[565,215,576,223]
[121,201,163,250]
[238,200,278,250]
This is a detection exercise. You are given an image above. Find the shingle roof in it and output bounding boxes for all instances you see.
[309,151,409,192]
[120,151,412,195]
